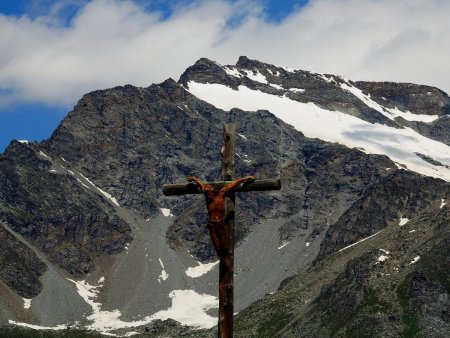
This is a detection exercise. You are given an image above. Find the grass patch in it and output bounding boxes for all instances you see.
[397,275,421,337]
[0,327,105,337]
[255,311,293,337]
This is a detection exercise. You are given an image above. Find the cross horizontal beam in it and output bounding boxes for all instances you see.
[162,178,281,196]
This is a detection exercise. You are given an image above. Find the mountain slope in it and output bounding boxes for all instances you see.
[0,56,448,337]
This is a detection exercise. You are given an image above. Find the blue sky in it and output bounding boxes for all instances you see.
[0,0,449,152]
[0,0,307,22]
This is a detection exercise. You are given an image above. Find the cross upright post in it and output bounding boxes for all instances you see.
[219,123,236,338]
[163,123,281,338]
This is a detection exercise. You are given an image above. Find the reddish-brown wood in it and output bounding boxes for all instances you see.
[162,123,281,338]
[219,123,236,338]
[162,179,281,196]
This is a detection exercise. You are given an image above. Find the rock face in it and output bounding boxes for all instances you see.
[0,56,449,336]
[318,170,450,258]
[355,81,450,145]
[0,226,46,298]
[399,116,450,146]
[44,80,223,219]
[0,141,131,277]
[355,81,450,117]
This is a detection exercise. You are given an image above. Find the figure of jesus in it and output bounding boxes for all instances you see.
[187,176,256,260]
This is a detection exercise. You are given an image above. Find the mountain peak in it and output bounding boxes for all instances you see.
[179,57,232,88]
[236,55,251,66]
[236,55,266,69]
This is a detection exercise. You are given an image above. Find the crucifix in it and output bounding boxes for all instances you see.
[162,124,281,338]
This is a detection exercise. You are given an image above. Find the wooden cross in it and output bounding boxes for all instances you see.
[162,124,281,338]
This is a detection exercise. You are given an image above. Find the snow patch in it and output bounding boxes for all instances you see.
[338,230,384,252]
[98,277,105,284]
[95,187,120,207]
[158,258,169,283]
[281,66,295,73]
[22,298,32,309]
[409,256,420,265]
[186,261,219,278]
[318,74,334,83]
[243,70,268,84]
[76,178,90,189]
[305,242,311,247]
[18,140,29,144]
[440,199,447,209]
[278,241,289,250]
[13,281,217,334]
[376,249,390,263]
[224,67,243,78]
[269,83,284,90]
[187,82,450,183]
[160,208,173,217]
[290,88,305,93]
[409,229,416,233]
[39,151,51,160]
[386,106,439,123]
[150,290,218,329]
[341,83,439,122]
[158,270,169,283]
[67,278,124,333]
[8,320,67,331]
[399,217,409,226]
[79,173,120,207]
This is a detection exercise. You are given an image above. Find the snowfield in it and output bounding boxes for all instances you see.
[186,260,219,278]
[187,81,450,182]
[11,279,218,335]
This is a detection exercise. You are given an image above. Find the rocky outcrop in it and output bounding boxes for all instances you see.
[398,116,450,146]
[44,79,224,219]
[319,170,450,258]
[355,81,450,117]
[0,141,131,277]
[355,81,450,145]
[0,226,46,298]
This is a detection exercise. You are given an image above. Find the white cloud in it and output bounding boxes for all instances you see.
[0,0,449,108]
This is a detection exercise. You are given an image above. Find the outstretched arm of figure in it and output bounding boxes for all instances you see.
[221,176,256,193]
[187,176,206,191]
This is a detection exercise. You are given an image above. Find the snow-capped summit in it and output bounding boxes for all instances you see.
[181,56,450,182]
